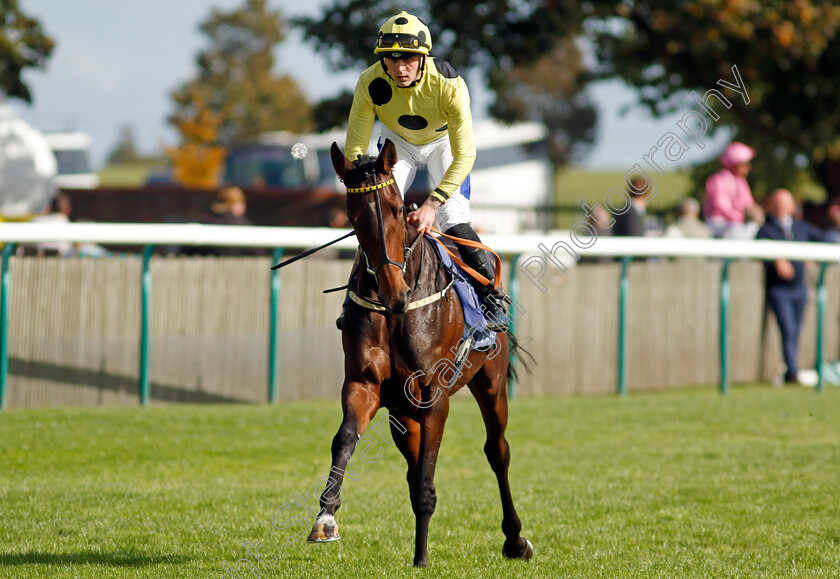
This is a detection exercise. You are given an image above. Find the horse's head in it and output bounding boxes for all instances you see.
[331,139,411,314]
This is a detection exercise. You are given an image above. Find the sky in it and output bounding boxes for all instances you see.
[8,0,732,170]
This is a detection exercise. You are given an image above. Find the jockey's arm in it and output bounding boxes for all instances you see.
[345,77,376,160]
[428,76,476,205]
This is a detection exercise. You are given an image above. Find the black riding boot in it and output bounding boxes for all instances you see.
[445,223,509,332]
[336,254,361,331]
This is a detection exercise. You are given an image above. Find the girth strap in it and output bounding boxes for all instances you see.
[348,277,456,313]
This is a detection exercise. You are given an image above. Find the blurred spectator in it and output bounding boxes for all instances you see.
[704,142,757,238]
[825,201,840,243]
[665,198,711,239]
[207,186,251,227]
[28,193,109,257]
[31,193,73,256]
[756,189,827,385]
[723,204,765,240]
[613,176,650,237]
[580,204,613,264]
[589,204,613,237]
[193,187,263,256]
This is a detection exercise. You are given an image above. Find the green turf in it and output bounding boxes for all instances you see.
[555,168,693,209]
[98,160,168,187]
[1,386,839,578]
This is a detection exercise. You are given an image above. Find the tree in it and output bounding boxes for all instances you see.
[588,0,840,200]
[296,0,597,167]
[167,99,227,189]
[170,0,313,147]
[0,0,55,103]
[490,37,597,166]
[106,125,141,164]
[312,89,354,133]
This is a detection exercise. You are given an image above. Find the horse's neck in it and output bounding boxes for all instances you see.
[356,228,443,298]
[405,229,443,294]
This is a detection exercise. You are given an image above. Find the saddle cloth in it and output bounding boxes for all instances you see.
[426,235,497,351]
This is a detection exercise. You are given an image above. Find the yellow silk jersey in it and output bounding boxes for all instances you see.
[345,57,476,203]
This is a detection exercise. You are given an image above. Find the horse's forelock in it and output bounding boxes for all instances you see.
[353,155,377,171]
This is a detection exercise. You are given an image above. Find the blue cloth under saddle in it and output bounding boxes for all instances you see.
[426,235,497,350]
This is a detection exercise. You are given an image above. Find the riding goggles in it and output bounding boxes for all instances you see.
[377,33,429,51]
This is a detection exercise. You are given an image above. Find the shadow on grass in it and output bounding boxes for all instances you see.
[0,551,188,567]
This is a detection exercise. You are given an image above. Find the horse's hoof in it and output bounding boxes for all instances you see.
[503,537,533,560]
[306,514,340,543]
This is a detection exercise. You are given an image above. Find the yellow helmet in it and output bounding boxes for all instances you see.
[374,11,432,56]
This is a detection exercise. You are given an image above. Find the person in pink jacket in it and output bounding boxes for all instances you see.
[704,141,757,237]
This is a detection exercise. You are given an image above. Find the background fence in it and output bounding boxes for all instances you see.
[3,252,838,408]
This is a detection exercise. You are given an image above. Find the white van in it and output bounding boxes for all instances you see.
[43,132,100,189]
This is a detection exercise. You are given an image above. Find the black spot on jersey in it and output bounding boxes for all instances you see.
[398,115,429,130]
[368,77,393,105]
[435,124,448,132]
[432,58,459,79]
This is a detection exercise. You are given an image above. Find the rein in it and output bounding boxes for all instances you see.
[427,228,502,290]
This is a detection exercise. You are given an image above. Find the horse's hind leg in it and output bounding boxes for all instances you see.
[307,380,380,543]
[469,348,533,560]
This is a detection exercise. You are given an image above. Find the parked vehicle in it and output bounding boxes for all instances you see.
[42,131,99,190]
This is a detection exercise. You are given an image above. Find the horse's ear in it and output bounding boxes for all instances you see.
[330,142,351,180]
[376,139,397,175]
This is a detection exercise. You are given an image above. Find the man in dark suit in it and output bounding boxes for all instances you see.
[613,176,650,237]
[756,189,826,384]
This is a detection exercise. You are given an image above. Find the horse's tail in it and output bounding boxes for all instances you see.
[505,328,535,385]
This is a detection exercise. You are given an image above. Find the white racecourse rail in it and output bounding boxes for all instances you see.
[1,222,840,262]
[1,221,839,406]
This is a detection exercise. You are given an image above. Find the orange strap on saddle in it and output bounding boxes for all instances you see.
[427,227,502,290]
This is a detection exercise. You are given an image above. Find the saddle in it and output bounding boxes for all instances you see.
[426,235,497,351]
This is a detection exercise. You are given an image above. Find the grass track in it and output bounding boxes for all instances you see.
[1,386,839,578]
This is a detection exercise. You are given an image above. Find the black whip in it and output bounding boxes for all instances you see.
[271,204,418,270]
[270,230,356,270]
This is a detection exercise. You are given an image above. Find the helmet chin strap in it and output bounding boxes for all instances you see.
[379,55,426,88]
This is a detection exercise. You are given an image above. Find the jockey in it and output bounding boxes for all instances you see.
[337,10,508,331]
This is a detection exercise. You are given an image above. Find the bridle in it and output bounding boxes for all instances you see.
[345,175,422,284]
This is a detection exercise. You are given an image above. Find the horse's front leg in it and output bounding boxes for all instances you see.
[306,379,381,543]
[410,393,450,567]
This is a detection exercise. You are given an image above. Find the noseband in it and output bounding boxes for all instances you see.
[345,176,420,283]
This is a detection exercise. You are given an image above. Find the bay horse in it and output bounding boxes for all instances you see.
[306,139,533,567]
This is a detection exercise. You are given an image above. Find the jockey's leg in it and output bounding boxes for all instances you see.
[444,222,509,332]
